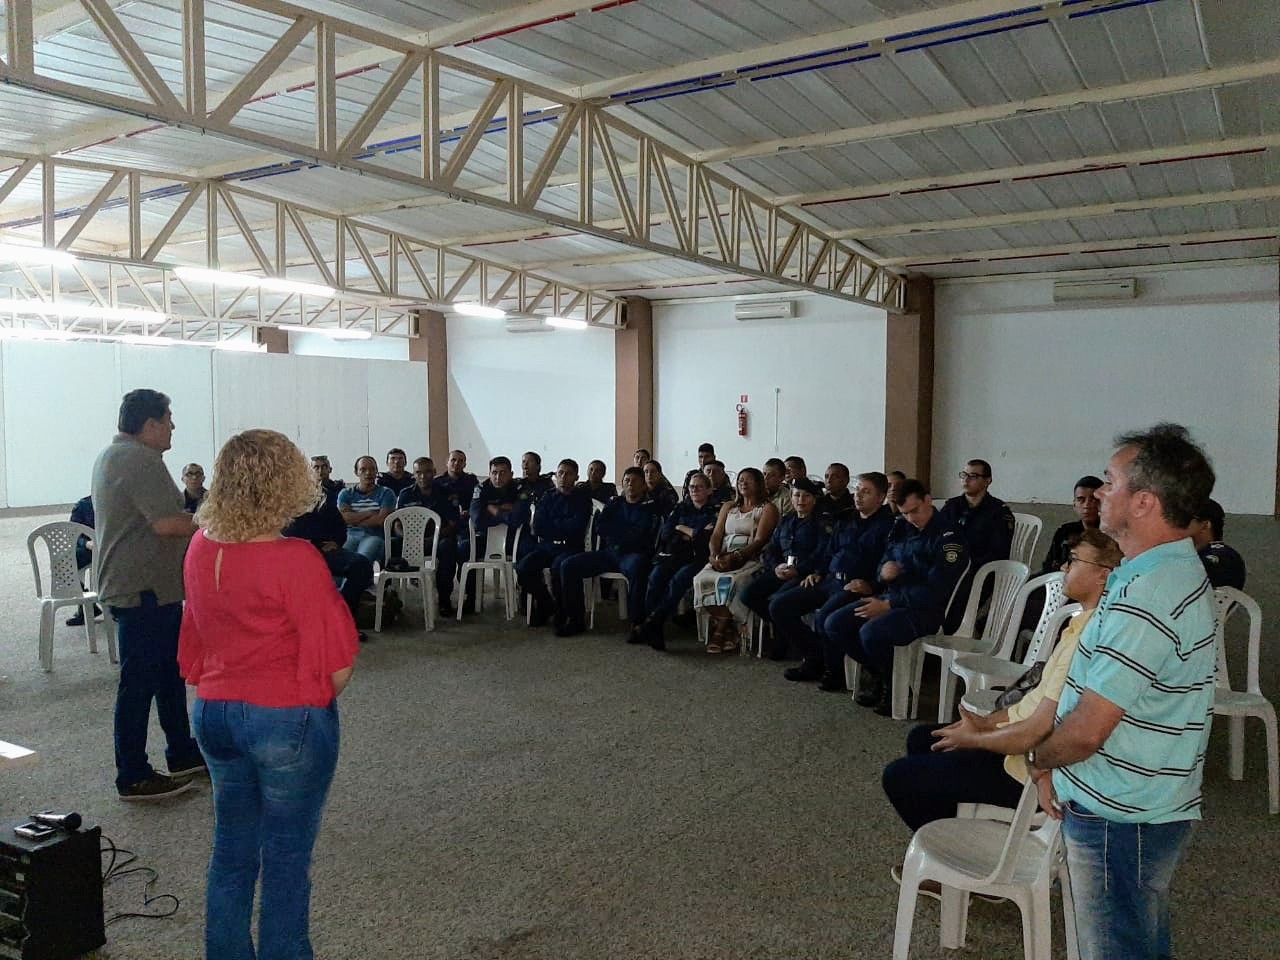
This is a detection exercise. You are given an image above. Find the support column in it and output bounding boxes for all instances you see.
[615,297,654,477]
[409,309,451,465]
[884,275,934,483]
[255,325,289,354]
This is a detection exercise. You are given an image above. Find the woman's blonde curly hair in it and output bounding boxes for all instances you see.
[197,429,318,542]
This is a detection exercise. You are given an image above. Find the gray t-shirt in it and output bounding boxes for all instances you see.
[90,435,189,607]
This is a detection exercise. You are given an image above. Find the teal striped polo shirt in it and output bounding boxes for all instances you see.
[1052,537,1217,824]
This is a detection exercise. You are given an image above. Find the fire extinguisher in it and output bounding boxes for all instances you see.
[736,403,748,437]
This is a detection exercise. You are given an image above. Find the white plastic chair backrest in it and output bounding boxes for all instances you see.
[588,499,603,549]
[983,778,1052,886]
[1023,602,1083,666]
[383,507,440,567]
[951,560,1028,639]
[989,572,1065,661]
[942,559,972,621]
[1213,587,1262,694]
[468,518,512,562]
[1010,513,1043,567]
[27,522,92,600]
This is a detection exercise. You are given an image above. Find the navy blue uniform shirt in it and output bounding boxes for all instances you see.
[576,480,617,505]
[470,480,520,531]
[435,473,476,524]
[397,483,459,532]
[644,483,679,518]
[1040,520,1085,575]
[761,511,827,576]
[531,487,593,546]
[377,472,415,496]
[816,490,857,534]
[878,510,968,620]
[597,496,662,554]
[285,492,347,547]
[824,504,895,582]
[938,493,1014,570]
[656,500,719,559]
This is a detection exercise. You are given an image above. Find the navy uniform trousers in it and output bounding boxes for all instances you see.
[822,604,939,682]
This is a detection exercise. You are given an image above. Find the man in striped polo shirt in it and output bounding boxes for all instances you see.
[1026,424,1216,960]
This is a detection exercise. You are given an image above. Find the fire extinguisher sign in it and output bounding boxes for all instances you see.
[740,394,748,403]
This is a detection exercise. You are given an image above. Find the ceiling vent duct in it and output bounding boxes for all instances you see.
[733,299,794,321]
[1052,278,1138,303]
[504,317,553,334]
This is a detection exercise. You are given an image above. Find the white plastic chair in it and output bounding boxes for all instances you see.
[28,522,113,672]
[373,507,441,633]
[916,559,1030,722]
[1011,513,1043,568]
[1212,587,1278,815]
[960,604,1084,716]
[893,779,1077,960]
[952,574,1068,695]
[457,520,516,621]
[843,561,971,719]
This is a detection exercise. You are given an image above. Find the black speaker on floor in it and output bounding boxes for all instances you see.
[0,824,105,960]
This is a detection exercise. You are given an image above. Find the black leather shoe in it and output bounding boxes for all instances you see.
[626,624,646,644]
[873,685,894,716]
[555,618,585,638]
[439,601,456,618]
[529,597,552,628]
[646,621,666,651]
[817,673,847,692]
[784,660,823,683]
[854,677,883,707]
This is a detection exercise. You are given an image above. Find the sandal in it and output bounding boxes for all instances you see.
[706,616,732,654]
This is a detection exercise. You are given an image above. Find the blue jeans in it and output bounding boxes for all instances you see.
[193,698,340,960]
[342,529,385,564]
[111,591,201,789]
[1062,802,1195,960]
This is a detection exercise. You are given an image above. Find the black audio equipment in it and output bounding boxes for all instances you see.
[0,823,105,960]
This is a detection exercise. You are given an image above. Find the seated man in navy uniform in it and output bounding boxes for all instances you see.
[816,462,855,529]
[1039,475,1103,574]
[310,454,345,496]
[514,451,554,545]
[437,449,478,505]
[741,478,827,630]
[285,474,374,640]
[576,459,615,505]
[465,456,520,594]
[775,472,894,676]
[638,472,720,650]
[821,479,967,714]
[517,459,593,628]
[682,442,716,499]
[1190,497,1246,589]
[557,467,662,638]
[937,458,1014,630]
[642,459,679,517]
[377,447,415,496]
[703,460,734,509]
[396,456,461,616]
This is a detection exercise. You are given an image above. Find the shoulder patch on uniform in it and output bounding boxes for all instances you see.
[942,541,964,563]
[1204,554,1219,564]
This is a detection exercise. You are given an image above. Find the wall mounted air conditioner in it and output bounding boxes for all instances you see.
[505,318,552,334]
[733,299,794,321]
[1052,278,1138,302]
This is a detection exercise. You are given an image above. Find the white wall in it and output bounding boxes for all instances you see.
[653,296,888,477]
[446,316,616,472]
[0,340,428,507]
[933,262,1280,514]
[288,331,409,361]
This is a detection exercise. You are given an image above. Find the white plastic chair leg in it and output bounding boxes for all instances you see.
[937,654,959,723]
[1262,706,1280,815]
[892,643,920,720]
[844,655,860,697]
[83,602,98,654]
[104,610,118,664]
[939,885,970,950]
[373,576,387,632]
[38,603,55,672]
[892,860,923,960]
[1229,716,1245,780]
[1023,886,1053,960]
[419,577,432,632]
[1059,860,1080,960]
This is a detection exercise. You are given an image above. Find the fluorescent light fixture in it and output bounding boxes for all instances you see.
[0,243,77,267]
[278,323,373,340]
[545,316,587,330]
[214,339,267,352]
[174,266,335,298]
[0,297,165,324]
[452,302,506,319]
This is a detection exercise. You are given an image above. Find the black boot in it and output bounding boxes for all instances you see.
[529,590,553,627]
[784,659,823,682]
[873,680,894,717]
[854,672,883,707]
[646,619,667,651]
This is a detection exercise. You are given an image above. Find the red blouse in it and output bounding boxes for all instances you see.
[179,532,359,708]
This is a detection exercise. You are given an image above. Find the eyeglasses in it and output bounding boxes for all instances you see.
[958,471,990,481]
[1065,552,1116,571]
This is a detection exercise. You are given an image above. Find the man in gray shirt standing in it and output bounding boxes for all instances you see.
[93,389,204,800]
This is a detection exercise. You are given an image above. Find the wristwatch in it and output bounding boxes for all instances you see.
[1025,748,1038,771]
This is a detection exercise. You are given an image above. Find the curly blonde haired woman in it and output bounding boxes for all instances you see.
[178,429,358,960]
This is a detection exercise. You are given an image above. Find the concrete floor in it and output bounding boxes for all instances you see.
[1,503,1277,959]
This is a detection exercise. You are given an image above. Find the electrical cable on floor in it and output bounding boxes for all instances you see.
[100,834,180,925]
